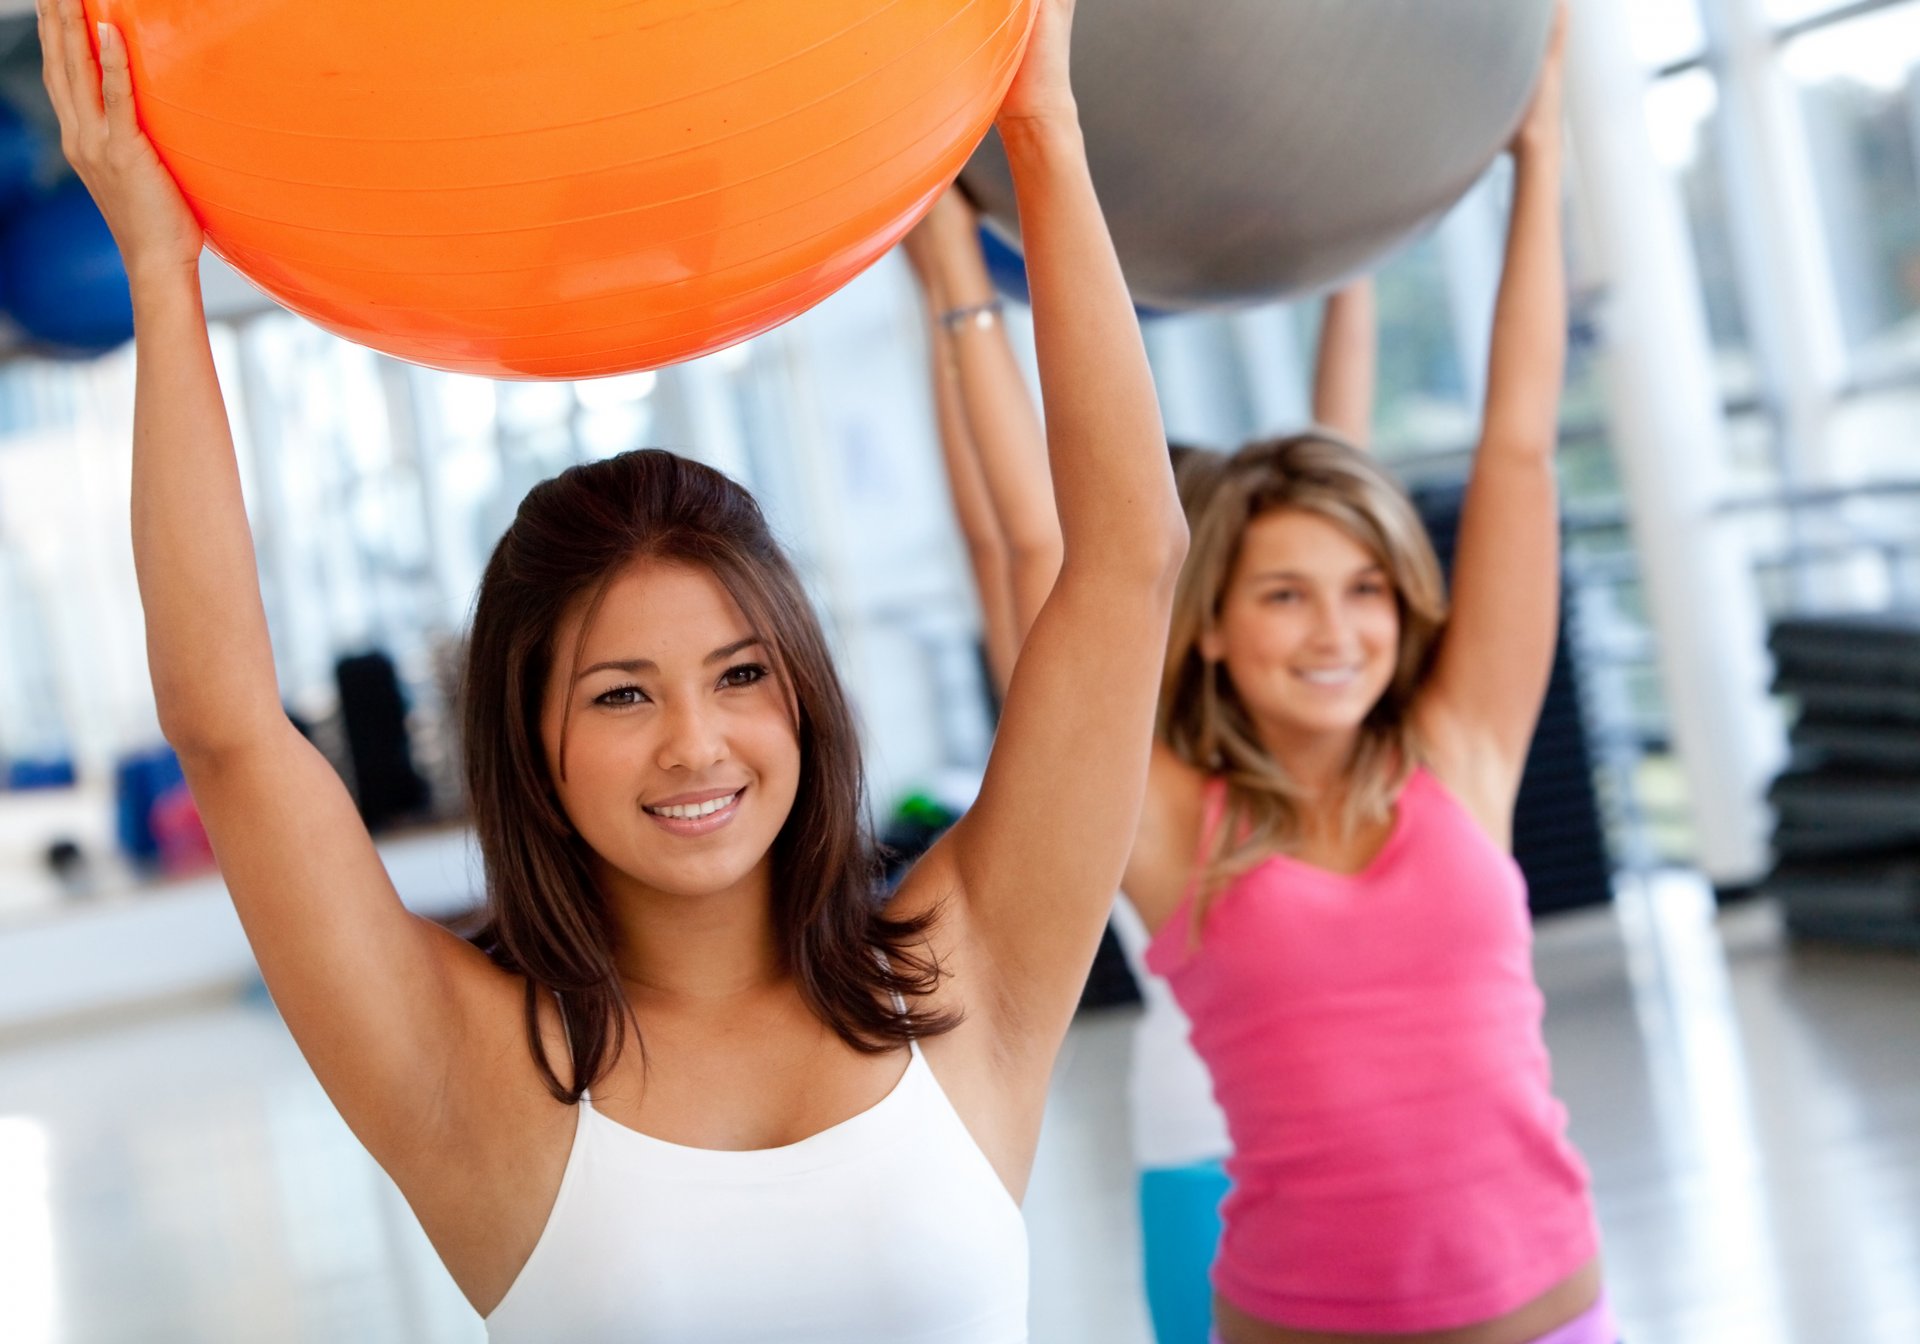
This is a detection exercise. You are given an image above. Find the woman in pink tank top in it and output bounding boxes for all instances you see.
[1123,12,1616,1344]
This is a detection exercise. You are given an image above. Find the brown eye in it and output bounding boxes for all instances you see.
[719,663,768,690]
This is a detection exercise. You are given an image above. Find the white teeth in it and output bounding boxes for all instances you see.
[648,791,739,820]
[1298,667,1359,685]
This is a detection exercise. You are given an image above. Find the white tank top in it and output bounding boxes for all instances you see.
[484,1039,1030,1342]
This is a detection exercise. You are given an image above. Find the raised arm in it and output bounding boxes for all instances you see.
[1417,6,1568,817]
[1311,278,1377,446]
[41,0,493,1165]
[903,0,1185,1054]
[903,219,1022,694]
[903,189,1062,696]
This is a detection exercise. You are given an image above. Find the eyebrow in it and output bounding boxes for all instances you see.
[574,636,765,683]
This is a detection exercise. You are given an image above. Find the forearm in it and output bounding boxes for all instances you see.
[937,286,1061,643]
[1312,279,1376,445]
[129,268,284,753]
[1002,116,1182,574]
[1480,139,1566,461]
[928,324,1022,694]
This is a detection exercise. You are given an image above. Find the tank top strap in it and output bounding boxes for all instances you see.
[1193,775,1230,874]
[877,955,925,1062]
[1175,775,1232,911]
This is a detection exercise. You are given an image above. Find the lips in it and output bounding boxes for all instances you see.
[642,787,746,837]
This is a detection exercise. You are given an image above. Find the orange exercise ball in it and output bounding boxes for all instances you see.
[86,0,1035,378]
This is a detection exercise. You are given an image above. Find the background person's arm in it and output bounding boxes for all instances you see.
[1416,5,1570,834]
[904,190,1062,698]
[1312,278,1377,446]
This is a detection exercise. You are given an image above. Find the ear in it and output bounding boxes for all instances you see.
[1199,625,1224,664]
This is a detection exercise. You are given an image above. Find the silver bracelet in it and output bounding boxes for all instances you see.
[939,299,1004,333]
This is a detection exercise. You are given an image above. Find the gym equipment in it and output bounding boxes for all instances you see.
[0,103,40,215]
[1138,1160,1231,1344]
[88,0,1035,377]
[1765,612,1920,949]
[336,651,432,832]
[0,181,134,352]
[961,0,1555,308]
[113,745,184,867]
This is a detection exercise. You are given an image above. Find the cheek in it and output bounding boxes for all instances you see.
[548,720,640,822]
[1360,606,1402,660]
[1220,604,1308,673]
[727,696,802,789]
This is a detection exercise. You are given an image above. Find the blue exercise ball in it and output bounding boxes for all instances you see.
[1,181,135,354]
[0,103,41,217]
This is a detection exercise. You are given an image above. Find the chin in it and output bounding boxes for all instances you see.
[1254,694,1377,741]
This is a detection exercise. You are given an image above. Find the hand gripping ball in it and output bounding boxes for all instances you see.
[86,0,1036,378]
[961,0,1555,308]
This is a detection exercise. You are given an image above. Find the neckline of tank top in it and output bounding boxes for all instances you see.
[576,1039,935,1176]
[1216,765,1428,886]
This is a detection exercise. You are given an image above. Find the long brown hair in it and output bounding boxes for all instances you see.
[463,449,956,1102]
[1160,433,1450,934]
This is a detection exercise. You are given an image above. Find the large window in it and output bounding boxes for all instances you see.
[1626,0,1708,69]
[1783,2,1920,374]
[1644,70,1765,399]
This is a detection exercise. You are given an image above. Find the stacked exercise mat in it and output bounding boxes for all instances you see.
[1766,612,1920,949]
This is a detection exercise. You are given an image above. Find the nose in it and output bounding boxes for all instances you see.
[1308,591,1352,647]
[655,695,728,773]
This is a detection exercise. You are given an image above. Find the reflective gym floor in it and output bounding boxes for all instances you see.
[0,875,1914,1344]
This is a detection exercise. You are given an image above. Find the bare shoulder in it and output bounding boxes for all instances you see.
[1124,743,1208,934]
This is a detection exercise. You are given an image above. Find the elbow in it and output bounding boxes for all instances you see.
[154,687,287,768]
[1151,504,1190,585]
[1004,528,1065,578]
[157,714,249,771]
[1119,504,1188,602]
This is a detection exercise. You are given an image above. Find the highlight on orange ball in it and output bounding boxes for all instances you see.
[85,0,1037,379]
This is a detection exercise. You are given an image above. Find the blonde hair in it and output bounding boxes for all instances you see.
[1160,433,1450,937]
[1167,442,1227,523]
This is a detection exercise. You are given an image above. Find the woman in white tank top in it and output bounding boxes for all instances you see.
[42,0,1185,1337]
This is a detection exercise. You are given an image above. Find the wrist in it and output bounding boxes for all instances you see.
[997,107,1083,161]
[127,261,207,326]
[1510,121,1563,173]
[938,298,1005,335]
[126,253,203,295]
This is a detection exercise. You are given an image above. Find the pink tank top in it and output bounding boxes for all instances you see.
[1144,768,1598,1334]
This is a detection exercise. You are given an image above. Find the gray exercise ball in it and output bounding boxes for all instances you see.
[961,0,1556,308]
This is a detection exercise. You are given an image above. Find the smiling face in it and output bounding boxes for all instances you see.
[539,558,802,908]
[1203,508,1401,752]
